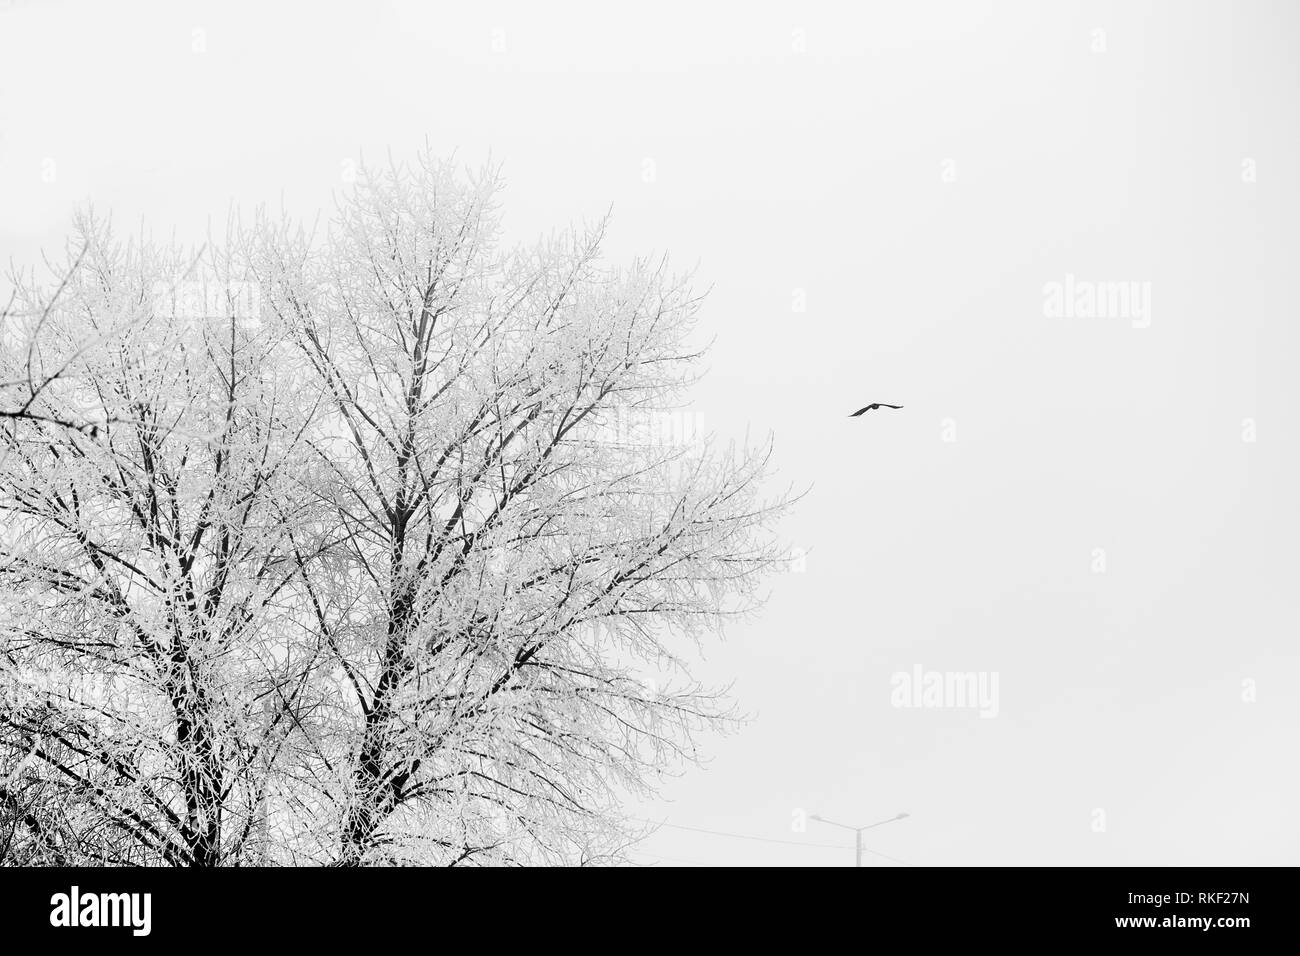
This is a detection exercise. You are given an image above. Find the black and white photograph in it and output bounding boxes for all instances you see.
[0,0,1293,941]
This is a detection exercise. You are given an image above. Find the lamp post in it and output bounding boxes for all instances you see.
[809,811,909,867]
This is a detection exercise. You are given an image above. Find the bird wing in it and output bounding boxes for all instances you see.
[850,403,904,416]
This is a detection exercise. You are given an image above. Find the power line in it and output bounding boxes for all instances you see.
[637,817,850,849]
[634,817,913,865]
[628,848,712,867]
[858,847,912,866]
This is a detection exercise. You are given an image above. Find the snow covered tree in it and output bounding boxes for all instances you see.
[0,152,788,866]
[1,242,110,437]
[0,214,326,865]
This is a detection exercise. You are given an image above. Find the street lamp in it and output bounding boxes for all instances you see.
[809,812,909,867]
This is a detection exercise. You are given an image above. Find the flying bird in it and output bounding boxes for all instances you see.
[849,403,903,417]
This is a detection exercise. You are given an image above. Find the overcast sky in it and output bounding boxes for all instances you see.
[2,0,1297,866]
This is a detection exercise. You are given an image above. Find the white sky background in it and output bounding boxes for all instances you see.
[2,0,1297,866]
